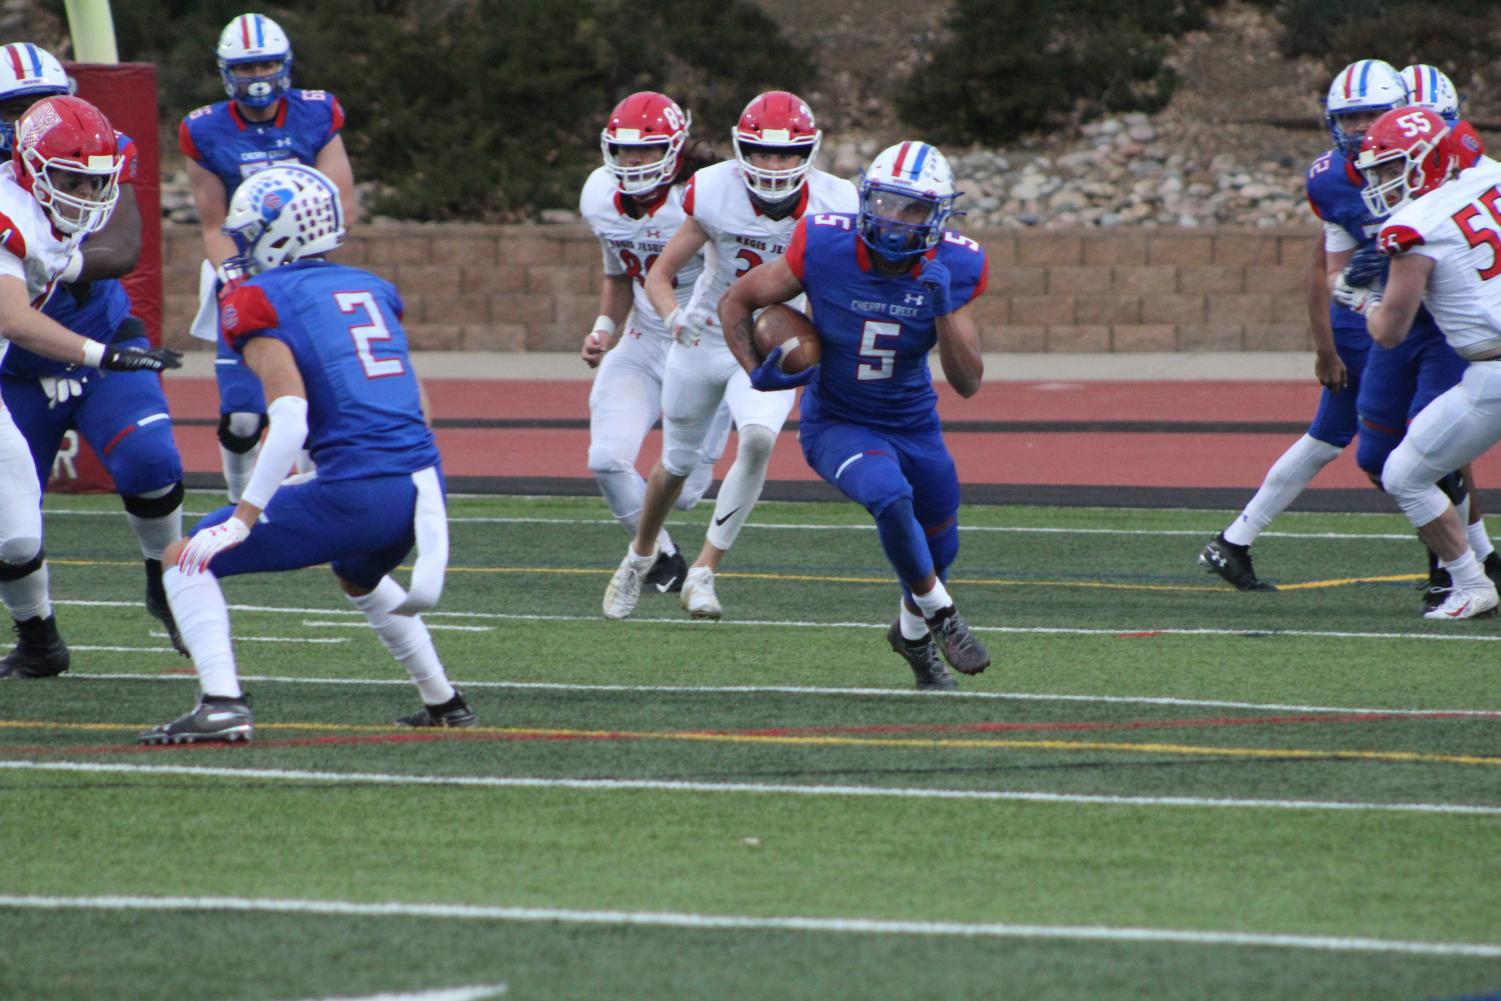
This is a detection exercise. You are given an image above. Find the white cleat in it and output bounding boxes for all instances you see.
[681,566,722,620]
[603,549,655,620]
[1422,582,1500,621]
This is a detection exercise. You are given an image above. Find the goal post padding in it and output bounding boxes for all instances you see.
[49,62,161,493]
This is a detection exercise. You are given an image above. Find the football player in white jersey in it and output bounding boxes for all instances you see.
[1337,106,1501,620]
[602,90,858,621]
[579,91,732,595]
[0,96,181,677]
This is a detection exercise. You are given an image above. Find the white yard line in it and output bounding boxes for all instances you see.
[54,598,1501,646]
[0,893,1495,958]
[257,987,505,1001]
[2,761,1497,817]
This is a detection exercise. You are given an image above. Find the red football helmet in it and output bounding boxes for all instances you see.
[732,90,820,202]
[12,95,121,235]
[1356,107,1457,217]
[600,91,690,196]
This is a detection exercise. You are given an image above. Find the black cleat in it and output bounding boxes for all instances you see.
[928,608,991,676]
[644,549,688,594]
[886,621,957,691]
[396,690,476,728]
[138,694,253,745]
[0,614,70,679]
[1485,551,1501,591]
[1198,533,1277,592]
[1421,566,1453,615]
[145,558,189,657]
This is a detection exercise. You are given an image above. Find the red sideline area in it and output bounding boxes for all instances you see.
[160,375,1501,492]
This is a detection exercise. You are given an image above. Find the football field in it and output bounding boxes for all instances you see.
[2,492,1499,1001]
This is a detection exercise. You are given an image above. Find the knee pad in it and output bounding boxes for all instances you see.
[218,412,267,454]
[734,424,777,468]
[1383,453,1451,525]
[1355,418,1404,479]
[0,542,42,579]
[586,441,636,476]
[841,451,913,516]
[122,481,184,519]
[925,514,960,576]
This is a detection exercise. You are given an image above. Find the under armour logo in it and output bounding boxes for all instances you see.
[904,293,925,305]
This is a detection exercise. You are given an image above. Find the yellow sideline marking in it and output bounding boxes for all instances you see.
[3,720,1497,767]
[43,558,1422,594]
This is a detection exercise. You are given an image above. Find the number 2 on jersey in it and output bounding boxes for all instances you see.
[857,320,900,380]
[335,291,406,378]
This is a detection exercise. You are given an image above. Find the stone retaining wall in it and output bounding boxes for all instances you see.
[160,223,1317,353]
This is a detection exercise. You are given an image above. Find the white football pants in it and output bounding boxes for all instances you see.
[1383,360,1501,527]
[660,332,795,478]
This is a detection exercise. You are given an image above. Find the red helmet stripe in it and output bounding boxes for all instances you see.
[1411,68,1424,102]
[1343,64,1357,99]
[892,141,912,176]
[240,15,252,48]
[5,45,23,79]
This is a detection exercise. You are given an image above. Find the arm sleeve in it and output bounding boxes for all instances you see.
[239,394,309,510]
[784,216,810,280]
[1324,221,1359,253]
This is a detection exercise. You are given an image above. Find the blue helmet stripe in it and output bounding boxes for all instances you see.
[24,43,40,77]
[1357,60,1372,97]
[1429,66,1440,102]
[908,142,930,179]
[253,15,265,48]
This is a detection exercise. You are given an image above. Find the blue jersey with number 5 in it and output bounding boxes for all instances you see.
[787,213,987,432]
[217,260,439,481]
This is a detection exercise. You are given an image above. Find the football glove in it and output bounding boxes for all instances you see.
[1332,273,1383,315]
[39,375,84,409]
[100,345,183,372]
[918,257,954,316]
[1344,246,1390,289]
[177,516,252,575]
[749,345,814,391]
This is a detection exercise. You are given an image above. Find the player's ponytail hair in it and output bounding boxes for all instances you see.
[674,139,723,183]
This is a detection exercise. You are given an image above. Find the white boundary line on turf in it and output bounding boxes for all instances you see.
[3,761,1499,818]
[0,893,1495,958]
[269,987,506,1001]
[65,672,1501,718]
[40,507,1439,542]
[52,598,1501,646]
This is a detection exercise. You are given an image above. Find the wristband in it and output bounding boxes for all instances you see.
[81,340,104,368]
[592,315,617,337]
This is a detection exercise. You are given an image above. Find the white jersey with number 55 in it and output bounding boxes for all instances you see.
[678,160,856,337]
[0,164,77,308]
[1380,158,1501,359]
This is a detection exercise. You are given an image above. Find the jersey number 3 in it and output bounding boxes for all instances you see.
[335,291,406,378]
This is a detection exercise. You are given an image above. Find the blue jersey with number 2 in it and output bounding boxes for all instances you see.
[217,260,439,481]
[787,213,987,432]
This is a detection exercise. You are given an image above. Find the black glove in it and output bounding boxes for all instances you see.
[100,345,183,372]
[1344,245,1390,289]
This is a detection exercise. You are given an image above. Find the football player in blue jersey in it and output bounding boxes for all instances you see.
[1200,59,1497,609]
[180,12,356,505]
[138,165,468,744]
[720,141,990,689]
[0,43,189,673]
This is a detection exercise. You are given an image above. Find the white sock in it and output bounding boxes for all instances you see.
[911,580,954,619]
[898,600,928,641]
[1223,435,1343,547]
[0,560,50,621]
[347,576,454,705]
[164,566,239,697]
[126,509,182,561]
[657,530,677,557]
[626,542,657,567]
[705,425,775,551]
[1441,549,1489,590]
[1465,519,1494,561]
[220,444,259,504]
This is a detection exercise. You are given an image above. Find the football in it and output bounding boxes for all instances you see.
[751,304,821,375]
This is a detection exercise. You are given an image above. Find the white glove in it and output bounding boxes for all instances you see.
[665,306,699,347]
[38,375,84,409]
[1333,274,1382,315]
[177,516,252,575]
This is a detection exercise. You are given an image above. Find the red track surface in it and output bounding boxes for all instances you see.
[161,377,1501,490]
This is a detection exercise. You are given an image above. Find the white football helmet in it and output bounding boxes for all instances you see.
[1324,59,1407,157]
[216,12,293,109]
[1400,64,1461,124]
[0,43,72,154]
[221,164,344,274]
[858,141,959,258]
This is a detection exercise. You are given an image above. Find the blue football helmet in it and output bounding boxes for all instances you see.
[857,141,959,260]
